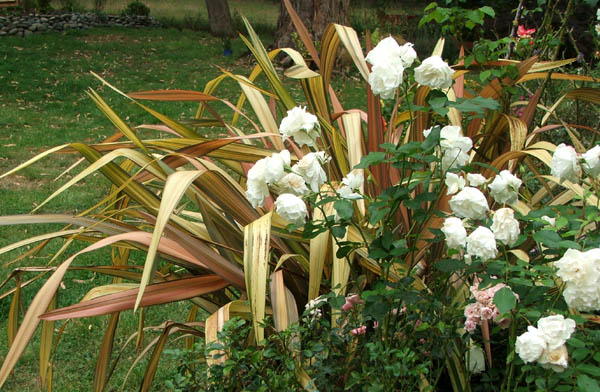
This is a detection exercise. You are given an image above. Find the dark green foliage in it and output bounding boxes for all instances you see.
[122,1,150,17]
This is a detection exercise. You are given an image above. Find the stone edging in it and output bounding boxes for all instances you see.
[0,12,160,37]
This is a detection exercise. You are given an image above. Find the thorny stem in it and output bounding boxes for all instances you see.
[506,0,527,59]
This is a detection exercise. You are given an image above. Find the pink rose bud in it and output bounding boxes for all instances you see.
[347,294,363,305]
[342,302,353,311]
[351,325,367,336]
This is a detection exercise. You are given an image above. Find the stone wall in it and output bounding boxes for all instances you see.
[0,12,160,37]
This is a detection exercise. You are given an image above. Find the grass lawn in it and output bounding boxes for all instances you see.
[0,25,282,391]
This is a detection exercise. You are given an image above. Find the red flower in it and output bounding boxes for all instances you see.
[517,25,536,39]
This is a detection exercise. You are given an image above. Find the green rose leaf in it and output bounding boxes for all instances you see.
[493,287,517,314]
[578,374,600,392]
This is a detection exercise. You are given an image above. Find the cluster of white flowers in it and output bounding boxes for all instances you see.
[279,106,320,148]
[246,106,366,225]
[464,280,518,333]
[442,169,522,264]
[554,248,600,312]
[304,295,328,320]
[245,138,329,224]
[550,143,600,183]
[365,37,454,98]
[365,37,416,99]
[515,315,576,372]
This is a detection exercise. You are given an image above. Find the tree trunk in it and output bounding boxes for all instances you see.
[274,0,350,49]
[205,0,234,38]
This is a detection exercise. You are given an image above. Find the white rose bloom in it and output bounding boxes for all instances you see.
[541,215,556,226]
[439,126,473,171]
[279,106,320,148]
[414,55,455,90]
[246,178,269,208]
[445,172,466,195]
[292,152,328,192]
[562,283,600,312]
[537,315,576,351]
[515,326,547,363]
[442,148,470,171]
[488,170,522,205]
[582,145,600,178]
[466,226,498,261]
[538,344,569,372]
[368,61,404,100]
[555,248,589,283]
[423,127,432,138]
[338,185,361,200]
[467,173,487,187]
[551,143,580,183]
[365,36,403,64]
[245,159,269,208]
[276,173,310,196]
[263,150,291,184]
[342,170,364,190]
[491,208,520,246]
[556,248,600,312]
[441,217,467,249]
[398,42,417,67]
[449,187,489,220]
[275,193,308,225]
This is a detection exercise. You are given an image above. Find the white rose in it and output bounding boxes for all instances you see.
[442,148,470,171]
[491,208,520,246]
[554,248,589,283]
[342,170,364,190]
[562,283,600,312]
[279,106,320,148]
[440,126,472,152]
[246,159,269,208]
[365,36,403,65]
[398,42,417,67]
[246,178,269,208]
[551,143,580,183]
[423,127,432,138]
[467,173,487,187]
[368,61,404,100]
[337,186,361,200]
[445,172,465,195]
[275,193,308,225]
[582,145,600,178]
[414,55,455,90]
[488,170,522,205]
[515,326,547,363]
[441,217,467,249]
[292,152,328,192]
[538,344,569,372]
[541,215,556,226]
[466,226,498,261]
[439,126,473,171]
[263,150,291,184]
[449,187,489,220]
[276,173,310,196]
[537,315,576,350]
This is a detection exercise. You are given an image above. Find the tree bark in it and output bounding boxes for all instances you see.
[274,0,350,49]
[205,0,234,38]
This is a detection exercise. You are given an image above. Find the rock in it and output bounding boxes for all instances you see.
[24,30,32,37]
[8,28,17,35]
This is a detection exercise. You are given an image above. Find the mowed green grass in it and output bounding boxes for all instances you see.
[0,26,279,391]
